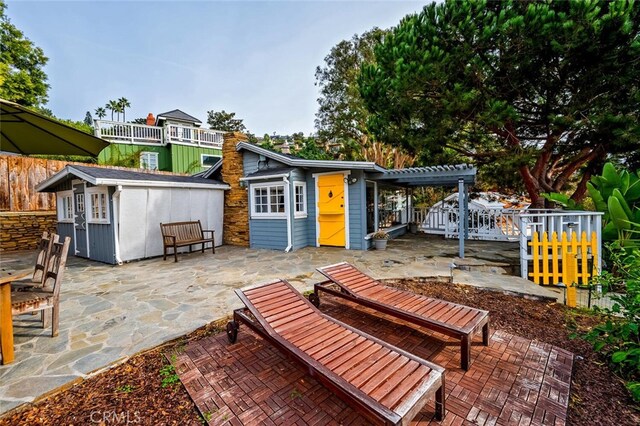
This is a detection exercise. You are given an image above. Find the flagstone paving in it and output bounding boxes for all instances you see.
[0,234,560,415]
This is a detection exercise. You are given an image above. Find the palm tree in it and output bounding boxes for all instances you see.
[118,97,131,122]
[94,107,106,119]
[106,100,119,121]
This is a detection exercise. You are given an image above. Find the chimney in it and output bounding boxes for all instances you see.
[146,113,155,126]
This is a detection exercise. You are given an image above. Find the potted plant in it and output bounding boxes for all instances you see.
[372,230,389,250]
[408,221,419,234]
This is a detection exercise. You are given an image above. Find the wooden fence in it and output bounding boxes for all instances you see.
[528,230,598,286]
[0,156,74,211]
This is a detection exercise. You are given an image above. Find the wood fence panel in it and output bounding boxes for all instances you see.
[0,157,8,210]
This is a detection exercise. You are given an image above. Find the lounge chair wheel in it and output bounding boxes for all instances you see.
[226,321,239,344]
[308,293,320,308]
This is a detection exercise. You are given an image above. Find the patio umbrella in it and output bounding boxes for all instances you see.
[0,98,109,156]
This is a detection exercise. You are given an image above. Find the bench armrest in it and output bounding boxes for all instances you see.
[163,235,176,245]
[202,230,215,238]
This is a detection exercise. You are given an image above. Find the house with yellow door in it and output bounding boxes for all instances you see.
[231,142,477,253]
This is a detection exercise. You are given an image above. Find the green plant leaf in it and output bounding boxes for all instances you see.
[612,351,628,363]
[603,163,621,187]
[587,182,608,213]
[609,196,631,230]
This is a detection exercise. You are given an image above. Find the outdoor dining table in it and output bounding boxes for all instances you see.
[0,270,30,365]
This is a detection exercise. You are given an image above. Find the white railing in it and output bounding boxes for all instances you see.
[165,125,224,149]
[95,120,224,149]
[95,120,163,145]
[415,206,522,241]
[519,210,603,280]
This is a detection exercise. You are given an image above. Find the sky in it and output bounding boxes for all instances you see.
[8,1,426,136]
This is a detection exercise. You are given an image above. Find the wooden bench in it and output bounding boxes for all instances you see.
[228,279,445,425]
[160,221,215,262]
[314,262,490,371]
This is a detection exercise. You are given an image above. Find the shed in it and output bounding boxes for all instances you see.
[233,142,477,256]
[36,165,229,264]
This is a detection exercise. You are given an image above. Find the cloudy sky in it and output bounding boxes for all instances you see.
[9,1,425,135]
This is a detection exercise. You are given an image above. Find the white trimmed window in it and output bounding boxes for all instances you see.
[140,151,159,170]
[251,183,286,218]
[75,193,85,212]
[57,190,74,223]
[201,154,221,168]
[294,182,307,218]
[86,187,110,224]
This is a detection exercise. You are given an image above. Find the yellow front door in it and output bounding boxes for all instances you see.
[317,174,346,247]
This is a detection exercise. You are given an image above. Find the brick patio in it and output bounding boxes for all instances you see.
[172,295,573,425]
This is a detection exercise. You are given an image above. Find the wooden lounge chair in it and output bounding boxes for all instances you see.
[11,232,57,291]
[227,279,445,425]
[314,262,490,371]
[11,236,70,337]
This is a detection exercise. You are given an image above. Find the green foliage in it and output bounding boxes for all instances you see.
[207,110,246,132]
[159,364,180,388]
[315,28,386,149]
[94,107,106,120]
[0,1,49,107]
[98,146,141,168]
[587,162,640,245]
[116,384,134,393]
[289,136,333,160]
[585,244,640,401]
[359,0,640,206]
[541,193,584,211]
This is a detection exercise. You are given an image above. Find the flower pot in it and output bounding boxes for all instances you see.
[409,223,418,234]
[373,238,388,250]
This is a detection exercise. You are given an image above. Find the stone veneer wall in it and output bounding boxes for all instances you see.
[221,132,250,246]
[0,211,57,251]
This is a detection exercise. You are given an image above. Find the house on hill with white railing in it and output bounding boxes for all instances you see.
[95,109,223,174]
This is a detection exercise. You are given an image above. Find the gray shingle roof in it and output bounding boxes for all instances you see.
[156,109,202,124]
[71,165,223,185]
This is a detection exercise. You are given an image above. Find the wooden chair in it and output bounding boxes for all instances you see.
[314,262,490,371]
[228,279,446,425]
[11,236,70,337]
[11,232,57,292]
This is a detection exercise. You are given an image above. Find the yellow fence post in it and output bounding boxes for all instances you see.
[529,232,540,284]
[551,231,560,284]
[566,251,578,308]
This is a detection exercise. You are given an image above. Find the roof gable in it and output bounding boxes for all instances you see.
[156,109,202,125]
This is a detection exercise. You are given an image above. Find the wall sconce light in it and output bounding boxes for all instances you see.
[239,180,247,189]
[344,175,358,185]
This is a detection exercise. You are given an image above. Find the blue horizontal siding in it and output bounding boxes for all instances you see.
[243,151,288,175]
[348,171,365,250]
[249,219,288,250]
[57,223,74,253]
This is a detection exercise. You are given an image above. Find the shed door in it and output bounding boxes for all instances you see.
[73,182,89,258]
[317,174,346,247]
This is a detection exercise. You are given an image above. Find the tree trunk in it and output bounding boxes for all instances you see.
[520,165,543,207]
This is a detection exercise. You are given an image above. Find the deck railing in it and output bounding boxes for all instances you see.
[95,120,224,149]
[415,206,522,241]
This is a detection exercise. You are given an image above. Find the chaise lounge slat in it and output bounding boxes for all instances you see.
[228,279,446,425]
[314,262,490,371]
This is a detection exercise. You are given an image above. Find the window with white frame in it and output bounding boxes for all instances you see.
[251,183,286,218]
[86,187,110,223]
[294,182,306,218]
[201,154,221,168]
[57,190,74,222]
[75,193,85,212]
[140,151,159,170]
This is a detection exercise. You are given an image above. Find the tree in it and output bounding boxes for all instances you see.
[118,97,130,122]
[0,0,49,107]
[207,110,246,132]
[94,107,106,119]
[290,136,333,161]
[83,111,93,127]
[315,28,386,152]
[359,0,640,206]
[106,100,118,121]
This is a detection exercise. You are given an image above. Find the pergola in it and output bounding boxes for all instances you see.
[376,164,477,258]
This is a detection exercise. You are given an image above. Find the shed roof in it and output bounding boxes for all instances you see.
[379,164,476,186]
[37,165,229,192]
[156,109,202,125]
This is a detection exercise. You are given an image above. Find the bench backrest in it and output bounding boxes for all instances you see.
[160,221,204,243]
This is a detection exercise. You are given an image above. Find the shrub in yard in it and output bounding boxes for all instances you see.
[586,243,640,401]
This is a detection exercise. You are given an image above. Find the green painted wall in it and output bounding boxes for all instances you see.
[170,144,222,174]
[98,144,171,171]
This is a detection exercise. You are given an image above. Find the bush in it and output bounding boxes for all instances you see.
[585,243,640,401]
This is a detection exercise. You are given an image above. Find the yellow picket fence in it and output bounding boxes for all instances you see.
[528,231,599,306]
